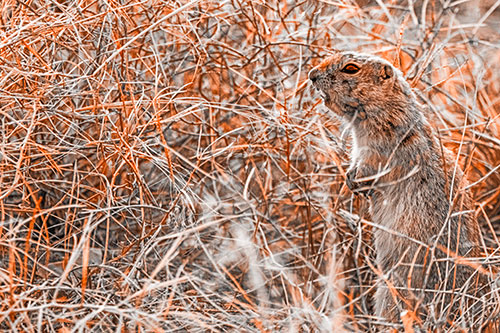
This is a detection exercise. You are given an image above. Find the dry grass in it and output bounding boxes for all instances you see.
[0,0,499,331]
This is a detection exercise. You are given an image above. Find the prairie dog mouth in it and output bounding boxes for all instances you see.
[320,91,330,102]
[310,80,331,103]
[314,87,330,103]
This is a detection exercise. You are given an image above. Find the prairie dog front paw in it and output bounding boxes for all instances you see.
[346,166,374,197]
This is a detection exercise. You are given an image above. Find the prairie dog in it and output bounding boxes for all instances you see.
[309,51,492,329]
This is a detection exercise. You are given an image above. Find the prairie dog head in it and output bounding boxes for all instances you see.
[309,51,413,123]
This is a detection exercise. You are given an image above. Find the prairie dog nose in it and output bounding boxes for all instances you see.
[308,68,319,82]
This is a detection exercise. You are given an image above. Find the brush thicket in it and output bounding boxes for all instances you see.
[0,0,498,331]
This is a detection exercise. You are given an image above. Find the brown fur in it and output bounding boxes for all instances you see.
[309,51,497,330]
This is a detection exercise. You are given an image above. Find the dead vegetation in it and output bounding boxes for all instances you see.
[0,0,499,331]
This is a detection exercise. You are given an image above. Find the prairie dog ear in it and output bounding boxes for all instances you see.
[381,63,393,80]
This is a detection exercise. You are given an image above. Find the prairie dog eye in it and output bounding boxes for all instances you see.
[340,64,360,74]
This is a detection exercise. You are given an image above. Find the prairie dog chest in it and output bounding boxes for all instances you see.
[350,134,374,167]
